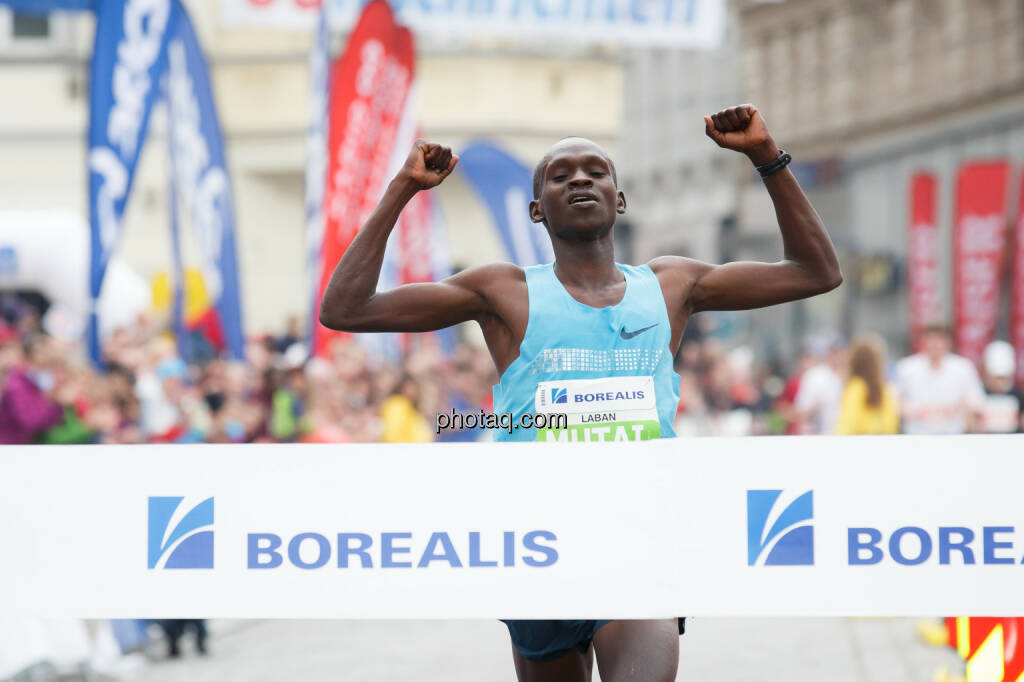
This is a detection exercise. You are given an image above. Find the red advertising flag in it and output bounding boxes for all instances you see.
[356,26,414,229]
[398,190,434,285]
[908,173,941,351]
[314,0,414,356]
[1011,170,1024,383]
[952,161,1010,367]
[398,128,435,286]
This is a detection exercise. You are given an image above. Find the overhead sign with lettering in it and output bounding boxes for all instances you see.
[219,0,725,49]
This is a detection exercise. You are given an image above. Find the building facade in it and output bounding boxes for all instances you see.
[738,0,1024,352]
[619,2,741,265]
[621,0,1024,359]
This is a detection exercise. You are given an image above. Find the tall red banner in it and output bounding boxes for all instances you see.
[398,128,435,286]
[952,161,1010,367]
[1011,170,1024,383]
[908,173,941,351]
[314,0,414,356]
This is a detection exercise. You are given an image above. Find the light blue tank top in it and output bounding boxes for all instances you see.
[493,262,680,442]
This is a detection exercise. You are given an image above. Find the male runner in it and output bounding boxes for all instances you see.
[319,104,842,682]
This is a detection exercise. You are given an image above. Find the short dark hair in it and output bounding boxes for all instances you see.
[532,152,552,200]
[532,138,618,200]
[920,323,951,338]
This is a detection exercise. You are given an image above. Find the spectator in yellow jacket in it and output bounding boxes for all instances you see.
[837,335,900,435]
[380,373,433,443]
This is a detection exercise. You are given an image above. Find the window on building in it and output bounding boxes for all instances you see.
[0,9,70,55]
[12,13,50,39]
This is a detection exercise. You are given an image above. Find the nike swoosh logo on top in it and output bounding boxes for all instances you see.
[620,323,659,340]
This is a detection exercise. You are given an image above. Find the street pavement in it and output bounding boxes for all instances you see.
[128,618,964,682]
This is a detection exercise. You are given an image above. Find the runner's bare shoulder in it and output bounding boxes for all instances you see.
[447,262,528,328]
[647,255,710,288]
[449,261,526,295]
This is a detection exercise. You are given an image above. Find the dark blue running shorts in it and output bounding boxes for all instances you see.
[503,618,686,662]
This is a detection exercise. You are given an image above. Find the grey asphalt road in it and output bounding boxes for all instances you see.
[129,618,965,682]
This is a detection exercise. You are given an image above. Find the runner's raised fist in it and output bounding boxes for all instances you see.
[400,140,458,190]
[704,105,779,165]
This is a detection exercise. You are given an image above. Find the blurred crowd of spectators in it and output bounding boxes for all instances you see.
[0,304,496,447]
[1,299,1021,446]
[674,323,1023,437]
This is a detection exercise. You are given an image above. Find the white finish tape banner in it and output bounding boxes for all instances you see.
[219,0,725,49]
[2,436,1023,618]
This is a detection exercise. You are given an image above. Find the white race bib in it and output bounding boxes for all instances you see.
[534,376,660,442]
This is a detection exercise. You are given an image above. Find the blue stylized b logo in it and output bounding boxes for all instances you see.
[148,496,214,569]
[747,490,813,566]
[552,388,567,404]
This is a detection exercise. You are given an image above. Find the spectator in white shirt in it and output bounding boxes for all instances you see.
[895,324,985,434]
[794,333,846,434]
[979,340,1023,433]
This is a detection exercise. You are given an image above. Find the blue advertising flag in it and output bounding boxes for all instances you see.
[86,0,173,364]
[0,0,94,13]
[456,142,554,266]
[165,1,244,360]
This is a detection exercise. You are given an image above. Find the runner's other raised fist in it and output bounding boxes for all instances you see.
[704,104,779,165]
[399,140,458,190]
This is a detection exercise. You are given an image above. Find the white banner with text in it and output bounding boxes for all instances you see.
[219,0,725,49]
[2,436,1022,618]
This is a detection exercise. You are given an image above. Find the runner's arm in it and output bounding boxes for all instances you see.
[656,105,842,314]
[318,142,489,332]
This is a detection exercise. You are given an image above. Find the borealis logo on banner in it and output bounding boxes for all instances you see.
[148,496,215,569]
[747,490,814,566]
[143,496,558,571]
[744,489,1024,567]
[246,529,558,570]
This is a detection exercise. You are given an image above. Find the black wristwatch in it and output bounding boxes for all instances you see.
[755,150,792,178]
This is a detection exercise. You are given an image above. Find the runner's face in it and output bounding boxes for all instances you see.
[531,141,624,240]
